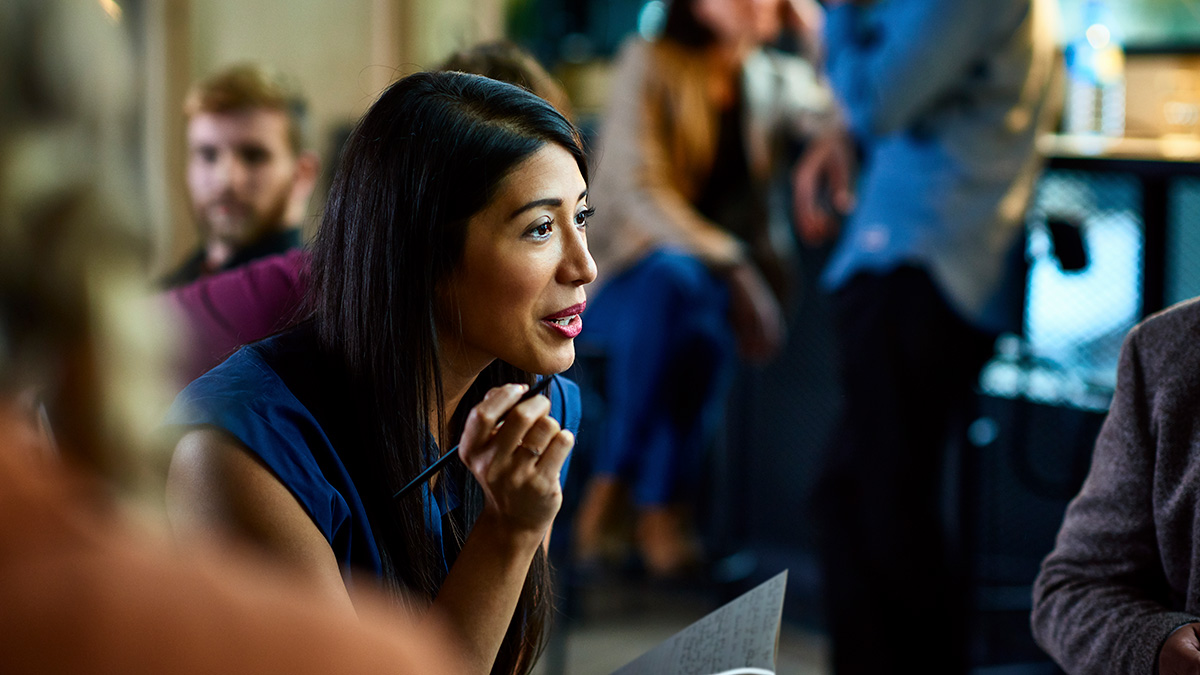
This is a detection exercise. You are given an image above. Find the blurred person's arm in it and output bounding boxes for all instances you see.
[723,261,785,362]
[733,43,839,360]
[791,122,855,246]
[1031,316,1200,674]
[739,6,849,249]
[822,0,1012,138]
[783,0,827,64]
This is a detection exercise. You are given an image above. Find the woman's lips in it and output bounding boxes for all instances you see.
[543,302,586,321]
[541,302,585,339]
[541,313,582,339]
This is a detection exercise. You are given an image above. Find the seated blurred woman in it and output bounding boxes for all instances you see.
[577,0,831,575]
[165,72,595,675]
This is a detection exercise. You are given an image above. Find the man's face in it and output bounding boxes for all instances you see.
[186,108,299,247]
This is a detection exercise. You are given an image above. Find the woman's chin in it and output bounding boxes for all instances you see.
[520,345,575,376]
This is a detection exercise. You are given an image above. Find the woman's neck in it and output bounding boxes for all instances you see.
[431,347,493,451]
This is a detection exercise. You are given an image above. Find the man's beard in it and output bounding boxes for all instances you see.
[195,187,291,247]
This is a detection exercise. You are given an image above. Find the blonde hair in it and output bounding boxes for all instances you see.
[184,63,310,153]
[0,0,173,494]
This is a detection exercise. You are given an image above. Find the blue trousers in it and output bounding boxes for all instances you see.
[578,250,737,506]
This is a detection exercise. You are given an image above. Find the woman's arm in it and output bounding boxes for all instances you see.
[167,429,355,613]
[431,384,573,675]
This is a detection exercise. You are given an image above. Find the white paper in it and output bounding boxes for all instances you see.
[610,570,788,675]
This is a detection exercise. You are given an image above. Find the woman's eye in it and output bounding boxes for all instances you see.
[575,207,595,228]
[526,218,553,240]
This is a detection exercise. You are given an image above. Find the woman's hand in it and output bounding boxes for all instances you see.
[792,127,856,246]
[434,385,572,674]
[457,384,573,544]
[725,263,785,364]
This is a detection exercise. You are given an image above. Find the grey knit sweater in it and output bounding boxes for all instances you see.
[1033,297,1200,674]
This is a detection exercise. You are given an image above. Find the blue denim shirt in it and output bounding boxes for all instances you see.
[820,0,1057,332]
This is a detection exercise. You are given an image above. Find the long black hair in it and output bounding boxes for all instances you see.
[310,71,587,675]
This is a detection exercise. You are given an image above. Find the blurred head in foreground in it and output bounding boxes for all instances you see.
[0,4,458,673]
[0,0,174,489]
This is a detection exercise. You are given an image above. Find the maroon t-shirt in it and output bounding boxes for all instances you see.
[164,249,309,385]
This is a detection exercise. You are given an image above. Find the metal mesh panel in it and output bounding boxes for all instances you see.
[979,170,1143,411]
[1167,176,1200,306]
[970,398,1100,587]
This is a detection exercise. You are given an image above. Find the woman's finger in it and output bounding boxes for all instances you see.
[535,429,574,477]
[459,384,527,458]
[489,394,552,462]
[517,415,562,459]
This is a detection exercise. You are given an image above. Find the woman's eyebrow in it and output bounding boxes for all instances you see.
[509,198,562,219]
[507,190,589,220]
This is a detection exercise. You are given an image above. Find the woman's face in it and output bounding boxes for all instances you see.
[440,143,596,377]
[694,0,784,47]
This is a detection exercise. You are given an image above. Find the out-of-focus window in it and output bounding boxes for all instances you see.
[1057,0,1200,48]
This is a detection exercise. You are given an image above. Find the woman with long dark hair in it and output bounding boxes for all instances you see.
[165,70,595,675]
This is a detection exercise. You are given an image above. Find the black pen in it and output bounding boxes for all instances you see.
[391,374,558,500]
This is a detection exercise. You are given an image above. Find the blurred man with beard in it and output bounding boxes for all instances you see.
[161,64,318,288]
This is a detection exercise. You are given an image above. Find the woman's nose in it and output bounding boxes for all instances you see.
[560,228,597,286]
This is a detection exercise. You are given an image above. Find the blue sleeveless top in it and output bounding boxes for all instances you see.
[164,327,581,585]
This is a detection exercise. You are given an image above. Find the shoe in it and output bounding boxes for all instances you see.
[573,477,632,568]
[635,505,704,579]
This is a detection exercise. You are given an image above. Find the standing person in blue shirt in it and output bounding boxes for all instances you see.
[793,0,1058,672]
[165,72,595,675]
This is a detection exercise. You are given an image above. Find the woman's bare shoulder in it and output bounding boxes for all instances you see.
[168,428,351,605]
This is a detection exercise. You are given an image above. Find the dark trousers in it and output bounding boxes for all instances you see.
[815,266,996,675]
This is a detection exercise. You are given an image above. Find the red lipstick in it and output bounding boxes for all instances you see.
[541,301,586,339]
